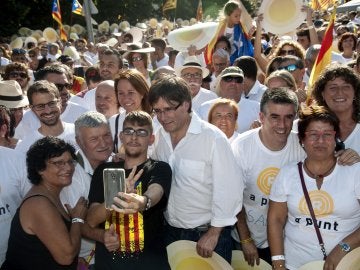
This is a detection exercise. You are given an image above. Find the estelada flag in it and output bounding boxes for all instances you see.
[163,0,176,13]
[72,0,83,15]
[307,8,336,103]
[311,0,336,11]
[52,0,67,41]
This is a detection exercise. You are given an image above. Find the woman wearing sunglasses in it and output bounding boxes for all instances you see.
[126,45,153,86]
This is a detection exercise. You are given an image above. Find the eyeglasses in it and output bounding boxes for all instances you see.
[122,127,150,137]
[9,71,28,78]
[48,159,77,168]
[278,64,299,72]
[31,100,59,111]
[55,83,72,91]
[222,76,243,83]
[153,103,182,116]
[182,73,202,79]
[305,130,336,142]
[279,49,296,56]
[131,56,143,62]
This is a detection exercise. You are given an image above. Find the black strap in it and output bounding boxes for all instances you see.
[297,162,327,260]
[113,113,120,153]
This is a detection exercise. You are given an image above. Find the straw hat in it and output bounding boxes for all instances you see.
[9,37,24,50]
[231,250,272,270]
[167,240,233,270]
[119,21,131,32]
[259,0,306,34]
[149,18,158,29]
[175,55,210,78]
[70,32,79,40]
[73,24,85,35]
[167,22,218,52]
[43,27,58,43]
[18,27,32,37]
[31,30,43,41]
[136,22,148,30]
[63,25,71,34]
[110,23,119,34]
[63,46,80,60]
[98,21,110,34]
[127,27,143,43]
[24,36,38,48]
[0,80,29,109]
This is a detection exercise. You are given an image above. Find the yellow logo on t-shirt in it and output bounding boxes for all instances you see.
[299,190,334,217]
[257,167,280,195]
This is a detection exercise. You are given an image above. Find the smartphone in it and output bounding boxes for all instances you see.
[103,168,126,209]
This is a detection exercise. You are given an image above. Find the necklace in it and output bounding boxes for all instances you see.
[303,159,336,180]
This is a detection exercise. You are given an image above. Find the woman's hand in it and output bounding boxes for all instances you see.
[125,167,144,193]
[255,14,264,28]
[335,148,360,165]
[323,245,345,270]
[65,196,88,220]
[111,192,147,214]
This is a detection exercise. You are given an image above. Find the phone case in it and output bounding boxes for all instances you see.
[103,168,126,209]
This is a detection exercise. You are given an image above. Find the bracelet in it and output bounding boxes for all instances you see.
[272,264,285,270]
[271,255,285,261]
[239,237,253,244]
[72,218,84,224]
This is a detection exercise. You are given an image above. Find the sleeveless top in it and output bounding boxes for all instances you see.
[1,195,77,270]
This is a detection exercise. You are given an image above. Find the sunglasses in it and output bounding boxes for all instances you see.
[9,71,28,78]
[222,76,243,83]
[132,56,143,62]
[55,83,72,91]
[278,64,299,72]
[122,127,149,137]
[279,49,296,56]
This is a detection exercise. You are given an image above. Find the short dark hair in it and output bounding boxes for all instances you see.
[151,39,167,51]
[102,48,123,69]
[260,87,298,114]
[35,65,66,81]
[338,32,357,52]
[298,105,340,144]
[215,36,231,52]
[233,56,257,81]
[84,66,101,86]
[149,75,192,113]
[123,111,153,134]
[296,28,310,40]
[27,80,60,105]
[312,64,360,122]
[26,136,76,185]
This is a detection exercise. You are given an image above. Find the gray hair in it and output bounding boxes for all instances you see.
[305,44,321,61]
[74,111,109,136]
[212,48,230,61]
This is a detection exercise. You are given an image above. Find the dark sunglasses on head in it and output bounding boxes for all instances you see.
[278,64,299,72]
[279,49,296,56]
[9,71,28,78]
[222,76,243,83]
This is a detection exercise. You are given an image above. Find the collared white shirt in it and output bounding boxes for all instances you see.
[151,113,243,229]
[242,80,267,103]
[192,87,218,112]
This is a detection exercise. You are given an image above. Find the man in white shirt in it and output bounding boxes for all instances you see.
[175,56,217,111]
[148,76,243,263]
[95,80,119,119]
[150,39,169,69]
[209,49,230,92]
[234,56,267,102]
[198,66,260,133]
[15,80,77,153]
[231,88,305,266]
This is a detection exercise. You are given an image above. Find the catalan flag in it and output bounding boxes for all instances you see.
[72,0,83,15]
[311,0,336,11]
[196,0,203,22]
[163,0,176,13]
[307,8,336,102]
[52,0,67,40]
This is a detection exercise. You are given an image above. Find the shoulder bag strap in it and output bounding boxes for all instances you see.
[297,162,327,260]
[113,113,120,153]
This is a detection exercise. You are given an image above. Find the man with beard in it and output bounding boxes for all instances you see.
[176,56,217,111]
[15,80,77,153]
[82,48,124,111]
[87,111,172,269]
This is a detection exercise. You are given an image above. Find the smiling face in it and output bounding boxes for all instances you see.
[259,102,296,151]
[99,54,121,80]
[228,7,241,26]
[116,79,144,112]
[40,151,75,188]
[95,83,118,119]
[209,104,237,138]
[31,92,61,127]
[322,77,355,116]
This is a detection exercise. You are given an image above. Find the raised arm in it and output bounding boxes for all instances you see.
[253,14,269,73]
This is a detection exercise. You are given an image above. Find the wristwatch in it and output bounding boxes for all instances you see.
[338,242,351,253]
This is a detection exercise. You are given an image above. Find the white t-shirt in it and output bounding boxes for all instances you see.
[231,129,306,247]
[82,88,96,111]
[343,123,360,154]
[156,54,169,68]
[151,113,243,228]
[108,109,126,152]
[197,98,260,134]
[270,162,360,270]
[242,80,267,103]
[15,122,77,154]
[0,147,31,264]
[192,88,218,112]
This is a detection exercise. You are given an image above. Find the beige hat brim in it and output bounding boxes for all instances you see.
[259,0,306,35]
[0,95,29,109]
[167,240,233,270]
[298,260,324,270]
[175,65,210,79]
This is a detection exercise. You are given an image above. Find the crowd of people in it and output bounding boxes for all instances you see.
[1,0,360,269]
